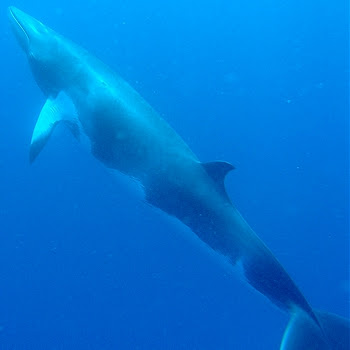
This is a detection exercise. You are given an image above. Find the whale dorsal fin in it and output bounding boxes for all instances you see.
[201,161,235,200]
[30,92,79,163]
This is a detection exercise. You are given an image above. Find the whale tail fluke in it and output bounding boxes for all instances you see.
[280,309,350,350]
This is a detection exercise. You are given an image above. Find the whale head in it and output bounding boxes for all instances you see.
[8,7,51,53]
[8,6,69,96]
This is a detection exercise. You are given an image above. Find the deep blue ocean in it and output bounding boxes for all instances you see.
[0,0,348,349]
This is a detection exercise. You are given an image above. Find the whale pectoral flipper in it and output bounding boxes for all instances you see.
[30,92,79,163]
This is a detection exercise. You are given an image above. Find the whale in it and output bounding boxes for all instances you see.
[8,6,349,349]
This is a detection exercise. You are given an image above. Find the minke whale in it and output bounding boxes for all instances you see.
[8,6,349,349]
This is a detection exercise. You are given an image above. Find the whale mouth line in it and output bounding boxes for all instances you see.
[8,7,30,50]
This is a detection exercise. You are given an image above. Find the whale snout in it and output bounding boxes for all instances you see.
[8,6,48,53]
[8,6,30,52]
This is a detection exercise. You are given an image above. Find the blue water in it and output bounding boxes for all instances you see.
[0,0,348,348]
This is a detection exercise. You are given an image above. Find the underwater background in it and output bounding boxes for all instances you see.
[0,0,348,349]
